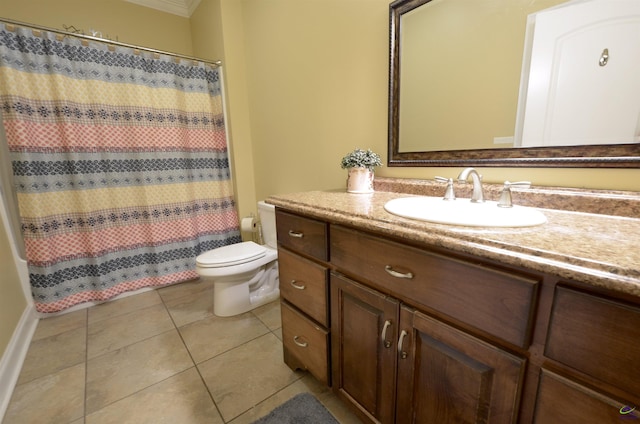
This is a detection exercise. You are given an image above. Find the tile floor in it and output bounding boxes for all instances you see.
[2,279,361,424]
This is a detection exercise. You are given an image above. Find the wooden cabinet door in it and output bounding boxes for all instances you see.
[545,286,640,398]
[396,307,526,424]
[534,370,636,423]
[331,272,399,424]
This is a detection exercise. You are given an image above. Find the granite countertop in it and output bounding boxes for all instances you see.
[266,182,640,297]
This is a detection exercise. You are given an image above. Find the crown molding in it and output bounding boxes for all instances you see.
[125,0,202,18]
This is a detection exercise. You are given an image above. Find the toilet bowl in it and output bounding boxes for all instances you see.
[196,201,279,317]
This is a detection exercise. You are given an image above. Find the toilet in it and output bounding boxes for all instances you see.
[195,201,279,317]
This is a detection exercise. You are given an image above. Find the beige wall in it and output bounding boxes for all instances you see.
[242,0,392,201]
[236,0,640,196]
[0,213,27,359]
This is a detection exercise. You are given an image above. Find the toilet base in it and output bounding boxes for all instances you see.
[212,261,279,317]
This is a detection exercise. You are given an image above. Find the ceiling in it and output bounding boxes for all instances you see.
[125,0,202,18]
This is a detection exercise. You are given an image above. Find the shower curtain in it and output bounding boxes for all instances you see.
[0,23,241,313]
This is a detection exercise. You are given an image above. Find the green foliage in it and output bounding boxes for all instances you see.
[340,148,382,171]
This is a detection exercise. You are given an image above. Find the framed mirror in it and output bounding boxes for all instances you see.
[388,0,640,168]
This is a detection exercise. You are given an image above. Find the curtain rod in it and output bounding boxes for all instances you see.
[0,17,222,68]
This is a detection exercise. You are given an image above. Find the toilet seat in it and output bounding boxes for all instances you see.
[196,241,267,268]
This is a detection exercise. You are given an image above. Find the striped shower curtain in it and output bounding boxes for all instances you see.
[0,23,241,313]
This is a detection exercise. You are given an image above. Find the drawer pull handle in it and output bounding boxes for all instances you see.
[290,280,306,290]
[381,320,393,348]
[385,265,414,279]
[398,330,408,359]
[288,230,304,238]
[293,335,308,348]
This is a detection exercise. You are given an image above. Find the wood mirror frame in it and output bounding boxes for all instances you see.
[387,0,640,168]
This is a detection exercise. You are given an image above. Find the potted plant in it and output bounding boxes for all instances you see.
[340,148,382,193]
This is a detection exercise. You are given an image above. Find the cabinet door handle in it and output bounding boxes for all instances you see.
[288,230,304,238]
[398,330,408,359]
[384,265,414,279]
[290,280,306,290]
[293,336,308,348]
[381,319,392,348]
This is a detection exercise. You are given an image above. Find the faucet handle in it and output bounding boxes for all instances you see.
[435,176,456,201]
[498,181,531,208]
[505,181,531,189]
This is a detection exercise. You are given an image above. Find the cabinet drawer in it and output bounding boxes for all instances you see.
[276,210,328,261]
[278,248,329,327]
[330,225,539,348]
[545,286,640,396]
[534,370,632,423]
[281,301,330,385]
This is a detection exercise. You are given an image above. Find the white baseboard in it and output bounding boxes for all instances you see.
[0,304,38,422]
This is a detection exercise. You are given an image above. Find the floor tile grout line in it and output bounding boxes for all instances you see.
[158,283,228,422]
[10,282,298,424]
[83,287,169,326]
[86,326,177,363]
[85,366,201,420]
[227,372,307,424]
[193,364,226,423]
[7,310,90,422]
[159,294,284,423]
[85,286,178,361]
[171,304,275,366]
[86,299,168,330]
[10,323,87,388]
[185,326,280,422]
[191,325,275,366]
[84,333,189,415]
[200,331,293,423]
[158,287,198,367]
[84,291,196,420]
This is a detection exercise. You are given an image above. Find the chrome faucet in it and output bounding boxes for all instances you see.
[457,167,484,203]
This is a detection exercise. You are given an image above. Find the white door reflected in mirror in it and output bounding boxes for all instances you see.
[515,0,640,148]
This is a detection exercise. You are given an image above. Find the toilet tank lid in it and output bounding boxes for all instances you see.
[196,241,266,268]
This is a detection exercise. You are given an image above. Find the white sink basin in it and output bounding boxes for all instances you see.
[384,196,547,228]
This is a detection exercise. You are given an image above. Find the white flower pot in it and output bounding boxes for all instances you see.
[346,167,374,194]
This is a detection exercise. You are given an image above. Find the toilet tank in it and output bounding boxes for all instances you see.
[257,201,277,248]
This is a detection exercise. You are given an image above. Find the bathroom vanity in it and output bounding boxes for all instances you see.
[268,179,640,424]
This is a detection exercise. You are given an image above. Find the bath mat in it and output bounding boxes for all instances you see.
[252,392,339,424]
